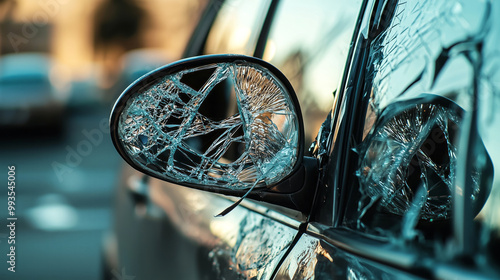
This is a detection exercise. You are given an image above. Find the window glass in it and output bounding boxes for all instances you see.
[204,0,271,55]
[262,0,362,143]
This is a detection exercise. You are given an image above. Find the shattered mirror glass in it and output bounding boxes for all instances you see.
[344,0,494,242]
[111,56,301,190]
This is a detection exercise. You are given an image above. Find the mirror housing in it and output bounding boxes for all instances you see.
[110,55,318,213]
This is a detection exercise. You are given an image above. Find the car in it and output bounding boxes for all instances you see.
[0,53,66,134]
[104,0,500,279]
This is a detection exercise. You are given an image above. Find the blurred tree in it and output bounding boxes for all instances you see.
[93,0,146,89]
[0,0,16,54]
[0,0,14,19]
[93,0,145,52]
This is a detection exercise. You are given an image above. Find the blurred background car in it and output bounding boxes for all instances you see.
[0,52,66,134]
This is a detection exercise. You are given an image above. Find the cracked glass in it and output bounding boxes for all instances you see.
[356,103,463,224]
[344,0,495,243]
[116,60,300,190]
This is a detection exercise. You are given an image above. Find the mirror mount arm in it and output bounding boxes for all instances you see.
[245,157,319,214]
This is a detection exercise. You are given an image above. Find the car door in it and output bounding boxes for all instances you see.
[273,0,499,279]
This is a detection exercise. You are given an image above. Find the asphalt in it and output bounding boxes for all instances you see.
[0,104,122,280]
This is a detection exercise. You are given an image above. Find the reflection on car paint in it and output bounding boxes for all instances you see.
[117,62,299,190]
[274,234,420,280]
[147,179,298,279]
[210,214,296,279]
[274,235,322,280]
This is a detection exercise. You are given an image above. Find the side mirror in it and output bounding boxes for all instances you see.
[110,55,318,212]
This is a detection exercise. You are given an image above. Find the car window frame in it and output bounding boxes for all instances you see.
[253,0,280,58]
[183,0,278,58]
[308,0,371,227]
[182,0,223,58]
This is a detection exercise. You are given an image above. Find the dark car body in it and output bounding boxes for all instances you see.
[105,0,500,279]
